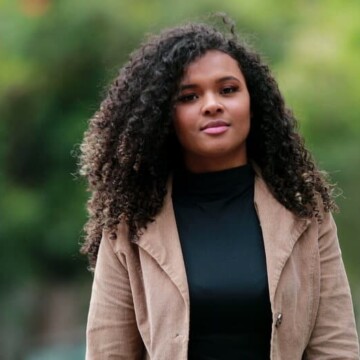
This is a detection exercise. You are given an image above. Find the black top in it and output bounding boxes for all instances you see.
[172,165,272,360]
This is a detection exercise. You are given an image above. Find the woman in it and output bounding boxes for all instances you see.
[80,18,359,359]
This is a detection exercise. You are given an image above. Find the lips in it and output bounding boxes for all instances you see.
[201,120,230,135]
[201,120,229,130]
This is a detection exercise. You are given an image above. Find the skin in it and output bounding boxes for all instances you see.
[173,50,251,173]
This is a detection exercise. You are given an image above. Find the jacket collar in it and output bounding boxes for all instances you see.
[136,173,310,307]
[254,175,311,303]
[136,177,190,311]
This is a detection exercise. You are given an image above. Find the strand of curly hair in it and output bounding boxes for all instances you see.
[79,18,337,269]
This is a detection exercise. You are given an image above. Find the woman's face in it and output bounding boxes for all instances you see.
[173,50,251,173]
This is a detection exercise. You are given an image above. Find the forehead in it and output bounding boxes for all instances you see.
[181,50,243,82]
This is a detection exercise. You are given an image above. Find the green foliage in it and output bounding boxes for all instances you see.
[1,0,359,306]
[1,1,360,357]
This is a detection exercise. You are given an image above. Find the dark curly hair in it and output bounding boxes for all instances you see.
[79,17,337,269]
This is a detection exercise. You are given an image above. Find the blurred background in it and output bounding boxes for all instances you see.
[1,0,359,359]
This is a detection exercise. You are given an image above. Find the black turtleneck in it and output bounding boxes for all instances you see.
[172,164,272,360]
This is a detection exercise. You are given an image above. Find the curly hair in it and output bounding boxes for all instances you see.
[79,17,337,268]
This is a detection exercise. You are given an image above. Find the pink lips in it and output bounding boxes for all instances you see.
[201,120,229,135]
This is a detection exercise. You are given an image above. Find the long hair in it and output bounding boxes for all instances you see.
[79,18,337,268]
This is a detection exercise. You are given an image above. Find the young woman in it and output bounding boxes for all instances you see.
[80,18,359,359]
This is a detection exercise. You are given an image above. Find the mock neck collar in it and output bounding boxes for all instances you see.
[172,164,254,201]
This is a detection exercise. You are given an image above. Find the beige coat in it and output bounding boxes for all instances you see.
[86,175,359,359]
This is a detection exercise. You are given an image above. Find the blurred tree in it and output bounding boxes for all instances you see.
[0,0,359,357]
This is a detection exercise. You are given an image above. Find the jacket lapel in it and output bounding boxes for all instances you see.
[136,179,190,311]
[254,175,310,303]
[136,174,310,312]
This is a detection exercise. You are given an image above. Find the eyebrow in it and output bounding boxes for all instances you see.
[179,76,240,91]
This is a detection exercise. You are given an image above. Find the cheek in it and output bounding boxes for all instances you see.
[232,102,251,127]
[173,108,194,139]
[231,96,250,116]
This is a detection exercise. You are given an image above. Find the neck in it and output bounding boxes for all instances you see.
[182,152,248,173]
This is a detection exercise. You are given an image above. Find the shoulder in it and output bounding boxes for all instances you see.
[100,221,136,263]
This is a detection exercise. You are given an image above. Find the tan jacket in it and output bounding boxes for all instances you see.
[86,175,359,359]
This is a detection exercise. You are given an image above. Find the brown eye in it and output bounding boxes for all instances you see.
[221,86,239,95]
[177,93,198,103]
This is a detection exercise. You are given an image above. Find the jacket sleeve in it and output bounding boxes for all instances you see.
[86,231,144,359]
[304,212,359,359]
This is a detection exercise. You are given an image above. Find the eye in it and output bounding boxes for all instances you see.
[221,85,239,95]
[177,93,198,103]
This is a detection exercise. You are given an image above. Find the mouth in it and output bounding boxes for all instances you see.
[201,120,230,135]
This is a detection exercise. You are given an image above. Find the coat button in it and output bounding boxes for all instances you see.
[275,312,283,328]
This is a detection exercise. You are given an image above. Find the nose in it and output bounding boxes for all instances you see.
[202,93,224,116]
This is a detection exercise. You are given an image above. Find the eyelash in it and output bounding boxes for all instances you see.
[221,85,239,94]
[177,93,198,103]
[177,85,239,103]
